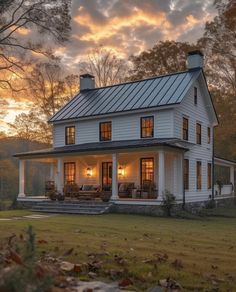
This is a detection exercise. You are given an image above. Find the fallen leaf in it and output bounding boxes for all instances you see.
[119,278,133,288]
[63,248,74,257]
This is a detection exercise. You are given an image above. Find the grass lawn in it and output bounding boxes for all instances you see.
[0,208,235,291]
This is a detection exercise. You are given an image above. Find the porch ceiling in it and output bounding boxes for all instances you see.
[13,138,189,159]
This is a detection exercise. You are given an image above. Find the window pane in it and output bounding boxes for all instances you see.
[141,116,154,138]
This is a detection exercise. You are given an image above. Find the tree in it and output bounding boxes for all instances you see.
[129,41,199,80]
[80,46,129,87]
[0,0,71,91]
[199,0,236,159]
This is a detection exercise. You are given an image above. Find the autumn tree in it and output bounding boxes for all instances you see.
[80,46,129,87]
[129,41,199,80]
[0,0,71,91]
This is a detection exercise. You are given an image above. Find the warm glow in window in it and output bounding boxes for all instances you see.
[100,122,112,141]
[141,116,154,138]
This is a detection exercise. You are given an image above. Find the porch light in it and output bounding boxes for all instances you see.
[118,166,125,177]
[86,167,92,177]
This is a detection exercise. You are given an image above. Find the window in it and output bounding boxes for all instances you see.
[207,127,211,144]
[64,162,76,185]
[65,126,75,145]
[196,123,201,144]
[208,163,212,189]
[184,159,189,190]
[140,158,154,186]
[196,161,202,190]
[100,122,112,141]
[194,87,198,105]
[182,117,189,140]
[141,116,154,138]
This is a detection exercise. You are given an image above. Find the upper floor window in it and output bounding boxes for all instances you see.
[184,159,189,190]
[196,123,202,144]
[141,116,154,138]
[207,127,211,144]
[65,126,75,145]
[196,161,202,190]
[100,122,112,141]
[194,87,198,105]
[182,117,189,141]
[208,163,212,189]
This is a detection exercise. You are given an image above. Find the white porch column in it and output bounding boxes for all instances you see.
[230,166,235,185]
[18,159,26,197]
[57,158,63,193]
[158,150,165,199]
[111,153,118,200]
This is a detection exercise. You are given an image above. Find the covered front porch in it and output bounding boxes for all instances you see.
[16,145,186,203]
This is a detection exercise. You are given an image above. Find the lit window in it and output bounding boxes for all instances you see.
[100,122,112,141]
[207,127,211,144]
[184,159,189,190]
[196,161,202,190]
[194,87,198,105]
[64,162,76,185]
[208,163,212,189]
[141,116,154,138]
[183,117,189,141]
[196,123,201,144]
[65,126,75,145]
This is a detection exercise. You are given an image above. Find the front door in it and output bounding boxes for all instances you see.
[102,162,112,188]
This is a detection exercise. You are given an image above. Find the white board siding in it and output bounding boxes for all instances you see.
[174,79,213,202]
[53,109,174,147]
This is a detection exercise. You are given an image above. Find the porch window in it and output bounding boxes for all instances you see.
[141,116,154,138]
[208,163,212,189]
[100,122,112,141]
[196,161,202,190]
[65,126,75,145]
[196,123,201,144]
[182,117,189,141]
[207,127,211,144]
[184,159,189,190]
[64,162,76,185]
[140,158,154,186]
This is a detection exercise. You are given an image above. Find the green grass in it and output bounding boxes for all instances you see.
[0,208,236,291]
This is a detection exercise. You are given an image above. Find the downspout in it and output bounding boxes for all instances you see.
[212,127,215,201]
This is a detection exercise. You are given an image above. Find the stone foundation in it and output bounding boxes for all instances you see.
[111,197,235,216]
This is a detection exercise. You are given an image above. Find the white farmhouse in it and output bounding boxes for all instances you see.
[14,51,235,214]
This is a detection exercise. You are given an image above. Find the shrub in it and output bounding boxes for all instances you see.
[161,190,176,217]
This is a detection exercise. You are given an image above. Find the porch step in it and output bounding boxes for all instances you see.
[32,201,112,215]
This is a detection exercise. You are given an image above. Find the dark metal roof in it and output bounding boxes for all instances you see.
[49,69,201,123]
[13,138,188,158]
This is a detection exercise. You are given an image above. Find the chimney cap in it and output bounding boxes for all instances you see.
[188,50,203,57]
[80,73,95,79]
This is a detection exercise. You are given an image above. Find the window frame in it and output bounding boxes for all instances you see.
[196,161,202,190]
[99,121,112,141]
[140,116,154,138]
[194,86,198,105]
[65,126,75,145]
[182,117,189,141]
[64,162,76,185]
[140,157,154,187]
[207,127,211,144]
[184,159,189,190]
[196,123,202,145]
[208,163,212,189]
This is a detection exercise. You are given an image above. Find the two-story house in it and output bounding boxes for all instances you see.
[14,51,235,212]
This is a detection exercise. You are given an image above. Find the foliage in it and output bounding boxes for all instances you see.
[0,0,71,91]
[129,40,198,80]
[161,190,176,217]
[80,46,129,87]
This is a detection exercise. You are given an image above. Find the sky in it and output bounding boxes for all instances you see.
[0,0,217,132]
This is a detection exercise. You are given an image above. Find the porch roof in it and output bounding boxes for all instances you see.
[13,138,189,159]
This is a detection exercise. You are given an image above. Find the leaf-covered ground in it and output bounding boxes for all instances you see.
[0,207,236,291]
